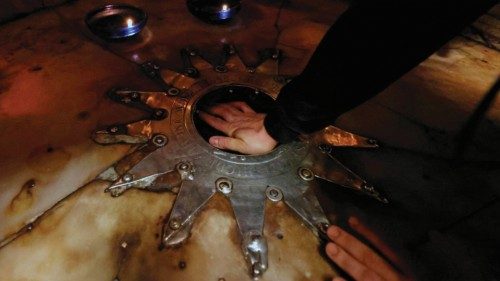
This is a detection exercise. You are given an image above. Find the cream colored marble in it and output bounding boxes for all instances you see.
[0,0,345,280]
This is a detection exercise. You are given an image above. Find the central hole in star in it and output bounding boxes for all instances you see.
[194,85,276,154]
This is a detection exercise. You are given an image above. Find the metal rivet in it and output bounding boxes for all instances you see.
[361,182,373,192]
[246,67,255,73]
[152,134,168,147]
[178,162,189,171]
[189,51,197,56]
[266,187,283,202]
[109,126,119,133]
[252,266,261,276]
[216,178,233,195]
[298,167,314,181]
[122,173,133,182]
[272,53,279,59]
[215,65,227,73]
[168,88,180,96]
[317,222,330,234]
[318,144,332,153]
[155,109,166,117]
[121,241,128,248]
[131,92,139,99]
[169,219,181,230]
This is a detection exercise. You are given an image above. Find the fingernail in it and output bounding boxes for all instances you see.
[328,226,340,238]
[326,243,338,255]
[209,137,219,147]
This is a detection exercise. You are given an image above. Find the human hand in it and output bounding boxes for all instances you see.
[326,217,414,281]
[198,101,278,155]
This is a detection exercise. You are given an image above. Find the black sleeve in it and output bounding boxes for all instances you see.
[264,0,496,143]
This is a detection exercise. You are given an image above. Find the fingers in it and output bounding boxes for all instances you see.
[198,101,276,155]
[198,111,233,136]
[206,103,242,121]
[326,242,383,281]
[227,101,255,113]
[209,136,245,152]
[327,225,400,281]
[204,102,255,122]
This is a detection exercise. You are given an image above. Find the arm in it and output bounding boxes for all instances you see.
[201,0,496,153]
[265,0,496,143]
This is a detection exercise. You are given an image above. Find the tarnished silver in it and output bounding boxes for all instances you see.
[216,178,233,195]
[169,218,181,230]
[265,186,283,202]
[176,161,194,181]
[93,45,387,278]
[122,173,133,182]
[298,167,315,181]
[168,88,180,96]
[152,134,168,147]
[242,233,268,277]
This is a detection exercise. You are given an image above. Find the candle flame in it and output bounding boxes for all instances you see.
[221,4,229,11]
[126,18,134,28]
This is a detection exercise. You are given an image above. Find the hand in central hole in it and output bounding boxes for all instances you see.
[194,86,278,155]
[198,101,277,155]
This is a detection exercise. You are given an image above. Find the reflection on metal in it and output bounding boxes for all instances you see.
[92,44,387,278]
[308,126,379,148]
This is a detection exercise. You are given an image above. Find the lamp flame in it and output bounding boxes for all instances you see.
[126,18,134,28]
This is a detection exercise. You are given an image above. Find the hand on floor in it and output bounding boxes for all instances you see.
[326,217,414,281]
[198,101,277,155]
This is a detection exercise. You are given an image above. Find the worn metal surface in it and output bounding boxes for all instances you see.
[91,47,385,277]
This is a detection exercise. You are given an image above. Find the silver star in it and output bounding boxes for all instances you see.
[93,45,387,278]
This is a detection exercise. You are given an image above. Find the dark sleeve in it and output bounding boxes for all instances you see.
[264,0,496,143]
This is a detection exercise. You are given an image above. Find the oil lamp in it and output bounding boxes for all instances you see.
[187,0,241,24]
[85,4,147,40]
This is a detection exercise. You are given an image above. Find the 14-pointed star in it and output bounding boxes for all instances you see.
[93,45,387,278]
